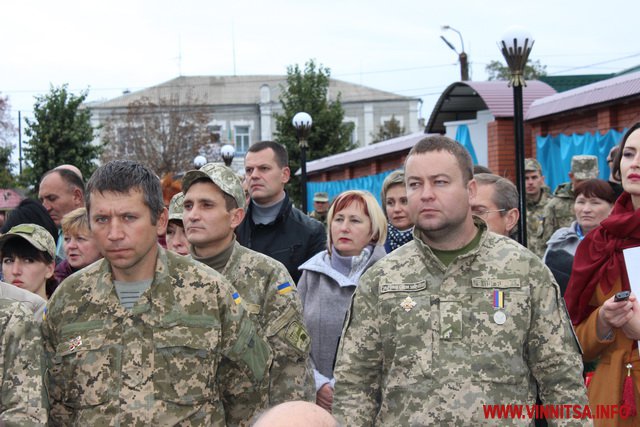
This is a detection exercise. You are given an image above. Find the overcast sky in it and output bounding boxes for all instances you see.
[2,0,639,155]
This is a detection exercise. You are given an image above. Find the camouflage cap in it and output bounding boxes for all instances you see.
[571,155,599,180]
[313,192,329,202]
[168,192,184,222]
[182,163,246,209]
[524,158,542,172]
[0,223,56,258]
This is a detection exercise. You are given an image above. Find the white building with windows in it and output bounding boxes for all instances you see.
[87,75,421,168]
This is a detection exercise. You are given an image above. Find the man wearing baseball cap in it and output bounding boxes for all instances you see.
[182,163,313,426]
[524,158,553,257]
[309,192,330,227]
[541,154,599,247]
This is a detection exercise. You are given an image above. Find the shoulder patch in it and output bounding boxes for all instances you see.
[277,282,293,295]
[283,321,310,353]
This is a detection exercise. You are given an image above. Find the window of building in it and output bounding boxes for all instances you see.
[235,126,250,154]
[208,125,222,144]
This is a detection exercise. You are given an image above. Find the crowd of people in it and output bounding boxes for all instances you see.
[0,126,638,426]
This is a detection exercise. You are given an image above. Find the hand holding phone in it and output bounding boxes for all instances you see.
[615,291,631,302]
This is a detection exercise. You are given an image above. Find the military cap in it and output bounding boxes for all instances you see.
[524,158,542,172]
[168,192,184,221]
[182,163,246,209]
[313,192,329,202]
[571,155,599,180]
[0,223,56,258]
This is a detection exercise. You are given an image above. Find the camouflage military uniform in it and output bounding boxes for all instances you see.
[0,297,48,426]
[199,240,314,426]
[308,210,327,227]
[333,220,588,426]
[526,187,552,258]
[541,182,575,247]
[42,247,272,426]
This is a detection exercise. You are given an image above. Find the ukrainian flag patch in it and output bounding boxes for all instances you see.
[232,292,242,305]
[277,282,293,295]
[42,306,47,322]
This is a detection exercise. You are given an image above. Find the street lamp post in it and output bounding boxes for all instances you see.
[499,26,534,246]
[221,144,235,168]
[292,112,313,213]
[441,25,469,81]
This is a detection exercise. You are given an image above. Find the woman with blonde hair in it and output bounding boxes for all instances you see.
[54,207,102,283]
[381,170,414,252]
[297,190,387,412]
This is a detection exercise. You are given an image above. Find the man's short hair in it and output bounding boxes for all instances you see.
[474,173,519,211]
[407,135,473,183]
[85,160,164,225]
[247,141,289,168]
[41,168,85,195]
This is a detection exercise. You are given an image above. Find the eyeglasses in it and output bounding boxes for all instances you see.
[472,208,506,218]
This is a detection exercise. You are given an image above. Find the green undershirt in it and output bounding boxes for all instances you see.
[430,227,482,266]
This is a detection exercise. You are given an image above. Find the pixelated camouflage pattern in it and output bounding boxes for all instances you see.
[212,241,314,426]
[524,158,542,172]
[168,192,184,221]
[526,187,553,258]
[0,223,56,259]
[541,182,576,247]
[308,210,327,227]
[182,163,246,209]
[0,281,46,321]
[571,155,598,180]
[0,298,48,426]
[41,247,272,426]
[333,220,588,426]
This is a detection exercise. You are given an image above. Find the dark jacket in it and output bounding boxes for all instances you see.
[236,193,326,283]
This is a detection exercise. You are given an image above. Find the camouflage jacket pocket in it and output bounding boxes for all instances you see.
[153,325,218,404]
[52,333,120,409]
[468,289,531,384]
[379,282,433,385]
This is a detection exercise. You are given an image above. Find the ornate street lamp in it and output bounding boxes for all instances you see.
[221,144,235,168]
[499,26,534,246]
[441,25,469,81]
[292,112,313,213]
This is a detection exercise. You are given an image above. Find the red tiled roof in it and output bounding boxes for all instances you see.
[526,71,640,120]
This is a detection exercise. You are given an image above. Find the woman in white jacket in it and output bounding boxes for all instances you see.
[297,190,387,412]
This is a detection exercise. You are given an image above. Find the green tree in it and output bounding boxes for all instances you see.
[22,85,102,190]
[371,114,406,143]
[101,94,213,176]
[0,94,17,187]
[274,59,354,206]
[485,59,547,81]
[0,146,16,188]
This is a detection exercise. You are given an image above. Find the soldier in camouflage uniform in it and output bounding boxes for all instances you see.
[41,160,272,426]
[308,192,329,227]
[165,192,189,256]
[182,163,314,426]
[541,155,599,248]
[332,136,588,426]
[0,296,47,425]
[524,158,553,257]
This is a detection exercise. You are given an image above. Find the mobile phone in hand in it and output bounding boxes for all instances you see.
[614,291,631,302]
